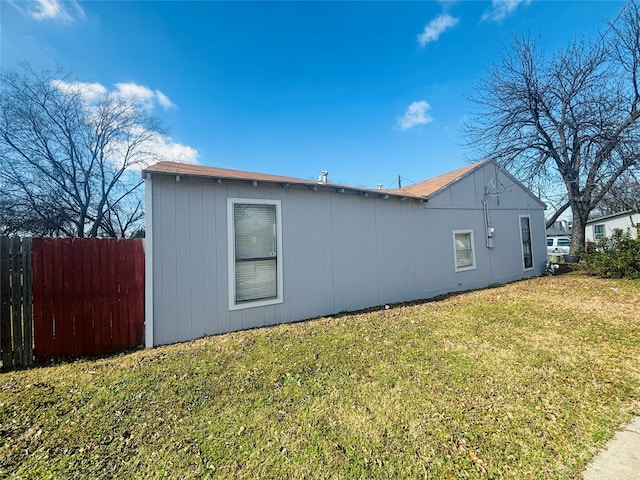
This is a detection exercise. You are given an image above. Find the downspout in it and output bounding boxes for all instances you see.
[483,190,495,248]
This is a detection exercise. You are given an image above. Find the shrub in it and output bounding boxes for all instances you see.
[578,228,640,279]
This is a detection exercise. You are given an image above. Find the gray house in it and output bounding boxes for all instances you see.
[143,159,547,347]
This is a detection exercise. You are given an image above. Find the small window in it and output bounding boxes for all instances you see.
[520,215,533,270]
[594,224,605,240]
[547,238,553,246]
[228,199,283,310]
[557,238,571,247]
[453,230,476,272]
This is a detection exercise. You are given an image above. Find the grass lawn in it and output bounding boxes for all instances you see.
[1,273,639,479]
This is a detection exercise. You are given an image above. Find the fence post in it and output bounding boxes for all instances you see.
[10,237,24,365]
[0,237,11,369]
[22,238,33,366]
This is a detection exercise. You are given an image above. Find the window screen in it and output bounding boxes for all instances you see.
[454,232,474,268]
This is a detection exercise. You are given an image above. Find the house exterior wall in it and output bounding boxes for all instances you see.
[147,163,546,347]
[586,212,640,243]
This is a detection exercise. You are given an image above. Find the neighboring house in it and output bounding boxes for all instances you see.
[585,210,640,243]
[142,159,547,348]
[546,219,572,238]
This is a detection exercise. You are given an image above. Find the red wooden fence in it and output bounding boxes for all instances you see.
[31,238,144,361]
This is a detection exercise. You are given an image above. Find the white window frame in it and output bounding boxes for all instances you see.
[452,229,477,272]
[227,198,283,311]
[519,215,534,271]
[593,224,605,240]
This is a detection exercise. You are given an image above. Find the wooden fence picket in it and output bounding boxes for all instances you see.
[1,236,144,370]
[22,237,33,366]
[0,237,12,368]
[31,237,145,362]
[0,236,34,369]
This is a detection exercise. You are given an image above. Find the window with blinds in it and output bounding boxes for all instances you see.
[228,199,283,310]
[453,230,476,272]
[520,216,533,269]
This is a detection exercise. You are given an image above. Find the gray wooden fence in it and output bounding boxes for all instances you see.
[0,236,34,369]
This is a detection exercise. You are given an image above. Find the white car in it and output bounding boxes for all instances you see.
[547,236,571,255]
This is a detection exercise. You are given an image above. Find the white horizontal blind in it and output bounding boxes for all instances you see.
[455,232,473,267]
[234,204,278,303]
[235,260,277,302]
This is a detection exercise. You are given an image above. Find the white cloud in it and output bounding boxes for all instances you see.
[52,80,107,102]
[50,79,198,167]
[417,13,459,47]
[103,125,199,171]
[115,82,155,103]
[16,0,85,22]
[148,137,199,165]
[397,101,433,130]
[52,80,176,111]
[155,90,176,110]
[114,83,176,110]
[481,0,530,22]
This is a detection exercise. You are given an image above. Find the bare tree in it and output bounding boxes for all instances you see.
[466,2,640,253]
[593,168,640,215]
[0,64,167,237]
[0,175,71,236]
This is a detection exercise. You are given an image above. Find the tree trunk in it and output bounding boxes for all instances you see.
[571,209,588,254]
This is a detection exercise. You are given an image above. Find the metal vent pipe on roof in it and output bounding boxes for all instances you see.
[320,170,328,184]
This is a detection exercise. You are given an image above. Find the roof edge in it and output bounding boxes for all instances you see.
[142,161,427,201]
[422,159,489,200]
[586,209,639,223]
[484,160,547,209]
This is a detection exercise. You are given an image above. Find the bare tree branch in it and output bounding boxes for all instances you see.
[465,3,640,252]
[0,64,168,237]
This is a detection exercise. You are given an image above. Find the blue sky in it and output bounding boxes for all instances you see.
[1,0,627,190]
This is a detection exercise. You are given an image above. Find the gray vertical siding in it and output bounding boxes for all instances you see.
[149,163,547,346]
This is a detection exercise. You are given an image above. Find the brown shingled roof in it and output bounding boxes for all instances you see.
[143,161,319,186]
[390,161,487,198]
[143,160,489,201]
[143,161,428,200]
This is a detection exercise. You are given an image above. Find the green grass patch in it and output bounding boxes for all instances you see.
[2,273,639,478]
